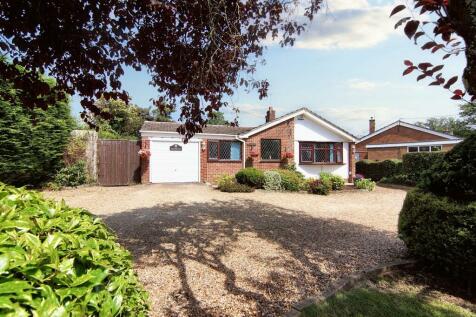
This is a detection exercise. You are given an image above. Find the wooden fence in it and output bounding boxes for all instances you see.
[97,140,141,186]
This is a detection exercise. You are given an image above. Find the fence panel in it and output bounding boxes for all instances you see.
[97,140,140,186]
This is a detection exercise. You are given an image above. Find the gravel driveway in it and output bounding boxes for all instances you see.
[45,184,407,316]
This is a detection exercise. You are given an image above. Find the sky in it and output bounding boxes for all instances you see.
[72,0,467,137]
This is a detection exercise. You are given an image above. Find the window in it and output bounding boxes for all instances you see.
[299,142,343,164]
[261,139,281,161]
[407,145,442,153]
[208,141,241,161]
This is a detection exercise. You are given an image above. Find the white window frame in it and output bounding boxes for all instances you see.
[407,145,442,153]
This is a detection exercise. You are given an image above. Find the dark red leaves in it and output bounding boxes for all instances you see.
[431,65,444,73]
[417,74,427,81]
[403,66,417,76]
[418,63,433,70]
[443,76,458,89]
[421,41,436,50]
[390,4,406,17]
[395,17,411,29]
[404,20,420,39]
[404,60,414,66]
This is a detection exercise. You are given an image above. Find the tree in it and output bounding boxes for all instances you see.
[415,116,471,138]
[94,97,150,139]
[0,66,74,186]
[151,102,175,122]
[392,1,476,101]
[0,0,322,139]
[207,111,228,125]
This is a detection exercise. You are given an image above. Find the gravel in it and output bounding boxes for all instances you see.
[45,184,407,316]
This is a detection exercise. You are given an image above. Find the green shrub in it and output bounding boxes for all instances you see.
[402,152,445,183]
[418,133,476,201]
[235,168,265,188]
[0,71,74,186]
[379,174,416,187]
[354,178,376,191]
[215,174,235,190]
[320,172,345,190]
[274,169,303,191]
[53,161,88,187]
[355,159,403,181]
[398,190,476,279]
[0,183,149,316]
[263,171,282,191]
[220,182,254,193]
[307,178,332,195]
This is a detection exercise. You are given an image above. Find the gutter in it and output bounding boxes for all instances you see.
[235,136,246,168]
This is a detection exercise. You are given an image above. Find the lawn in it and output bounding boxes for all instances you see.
[301,273,475,317]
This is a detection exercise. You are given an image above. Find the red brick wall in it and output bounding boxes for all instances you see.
[243,118,294,170]
[140,137,150,184]
[356,125,450,160]
[200,139,243,183]
[348,142,356,182]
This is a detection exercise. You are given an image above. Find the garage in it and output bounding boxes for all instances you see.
[149,139,200,183]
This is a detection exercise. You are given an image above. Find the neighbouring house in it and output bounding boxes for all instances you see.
[355,117,462,161]
[139,107,357,183]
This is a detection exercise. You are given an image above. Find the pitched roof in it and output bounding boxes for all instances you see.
[140,121,253,135]
[356,120,461,144]
[239,107,357,141]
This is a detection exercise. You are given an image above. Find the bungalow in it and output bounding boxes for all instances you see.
[139,107,357,184]
[355,117,462,161]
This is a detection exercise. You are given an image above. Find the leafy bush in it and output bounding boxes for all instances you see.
[398,190,476,279]
[354,178,376,191]
[307,178,332,195]
[402,152,445,183]
[418,133,476,201]
[0,72,74,186]
[235,167,265,188]
[379,174,416,187]
[220,182,255,193]
[274,169,304,191]
[63,135,87,166]
[215,174,235,190]
[53,161,88,188]
[355,159,403,181]
[263,171,282,191]
[0,183,149,316]
[320,172,345,190]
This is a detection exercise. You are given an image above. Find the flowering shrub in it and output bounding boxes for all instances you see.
[307,178,332,195]
[263,171,282,191]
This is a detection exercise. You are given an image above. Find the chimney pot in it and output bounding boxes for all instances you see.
[265,106,276,123]
[369,117,376,134]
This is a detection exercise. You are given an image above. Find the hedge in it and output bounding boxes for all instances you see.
[0,67,74,187]
[235,168,265,188]
[398,190,476,279]
[355,159,403,181]
[418,133,476,201]
[402,152,445,184]
[0,183,149,315]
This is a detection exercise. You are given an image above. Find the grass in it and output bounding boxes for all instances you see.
[300,275,475,317]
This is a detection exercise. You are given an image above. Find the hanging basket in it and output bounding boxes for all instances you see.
[138,149,151,159]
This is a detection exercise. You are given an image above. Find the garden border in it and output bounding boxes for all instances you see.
[284,258,416,317]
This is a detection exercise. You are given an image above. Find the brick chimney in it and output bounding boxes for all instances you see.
[369,117,376,134]
[265,106,276,123]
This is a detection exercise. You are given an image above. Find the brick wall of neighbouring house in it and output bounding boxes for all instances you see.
[356,125,451,160]
[140,137,150,184]
[348,142,356,182]
[243,118,294,170]
[200,139,244,183]
[367,147,405,160]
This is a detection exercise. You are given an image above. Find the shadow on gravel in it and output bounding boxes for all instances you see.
[102,199,405,316]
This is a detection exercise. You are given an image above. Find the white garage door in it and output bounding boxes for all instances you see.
[150,140,200,183]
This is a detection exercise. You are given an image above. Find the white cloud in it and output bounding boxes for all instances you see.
[348,78,390,90]
[293,0,399,49]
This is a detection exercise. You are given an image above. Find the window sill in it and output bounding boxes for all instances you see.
[208,160,242,163]
[299,162,345,166]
